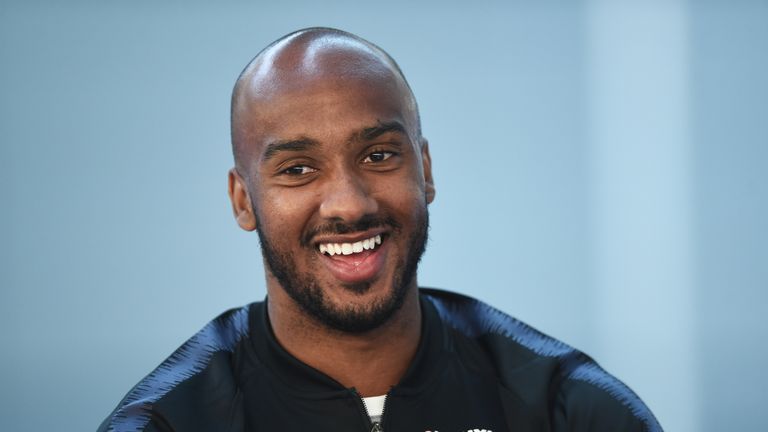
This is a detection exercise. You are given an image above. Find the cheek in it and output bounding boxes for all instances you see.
[256,189,316,237]
[372,175,428,221]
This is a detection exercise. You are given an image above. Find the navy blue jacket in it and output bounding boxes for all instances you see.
[99,288,662,431]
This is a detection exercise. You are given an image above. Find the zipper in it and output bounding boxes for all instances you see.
[356,389,389,432]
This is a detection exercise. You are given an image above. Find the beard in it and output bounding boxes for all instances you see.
[256,210,429,334]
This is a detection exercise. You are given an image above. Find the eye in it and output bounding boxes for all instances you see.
[281,165,317,176]
[362,151,394,164]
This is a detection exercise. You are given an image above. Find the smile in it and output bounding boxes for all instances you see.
[315,232,389,284]
[318,234,382,256]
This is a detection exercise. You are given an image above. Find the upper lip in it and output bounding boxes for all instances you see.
[312,228,387,246]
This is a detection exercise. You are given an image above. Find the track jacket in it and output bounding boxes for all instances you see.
[99,288,662,431]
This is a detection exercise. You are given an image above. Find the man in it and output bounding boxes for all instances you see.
[99,28,662,432]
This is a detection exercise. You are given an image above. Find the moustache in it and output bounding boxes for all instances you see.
[301,214,402,247]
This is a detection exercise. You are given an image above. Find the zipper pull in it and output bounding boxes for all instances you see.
[370,421,383,432]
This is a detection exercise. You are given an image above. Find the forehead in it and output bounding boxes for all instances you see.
[233,38,418,166]
[253,75,409,143]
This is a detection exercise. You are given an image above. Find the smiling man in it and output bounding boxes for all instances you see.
[99,28,661,432]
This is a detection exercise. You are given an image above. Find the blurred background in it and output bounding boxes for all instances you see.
[1,0,766,430]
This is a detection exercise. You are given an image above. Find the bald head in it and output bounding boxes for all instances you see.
[230,28,421,174]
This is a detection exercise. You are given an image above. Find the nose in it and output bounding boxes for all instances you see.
[318,170,378,223]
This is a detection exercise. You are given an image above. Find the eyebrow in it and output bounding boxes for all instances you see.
[358,121,408,142]
[260,121,408,163]
[261,138,319,162]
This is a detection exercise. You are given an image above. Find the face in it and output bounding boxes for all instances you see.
[231,68,435,333]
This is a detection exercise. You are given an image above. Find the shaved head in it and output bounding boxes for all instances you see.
[230,27,421,175]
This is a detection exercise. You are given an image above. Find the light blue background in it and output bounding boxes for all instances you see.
[1,1,766,431]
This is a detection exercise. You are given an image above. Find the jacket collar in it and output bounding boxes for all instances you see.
[247,292,450,396]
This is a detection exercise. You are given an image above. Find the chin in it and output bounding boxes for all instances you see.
[304,275,412,333]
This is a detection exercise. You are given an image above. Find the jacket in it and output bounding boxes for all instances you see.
[98,288,662,431]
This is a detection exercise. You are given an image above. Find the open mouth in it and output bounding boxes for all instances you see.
[314,233,388,284]
[318,234,382,256]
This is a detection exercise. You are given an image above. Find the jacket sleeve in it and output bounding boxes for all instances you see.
[551,377,662,432]
[97,406,175,432]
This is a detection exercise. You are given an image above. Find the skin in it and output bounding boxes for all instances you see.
[228,29,435,396]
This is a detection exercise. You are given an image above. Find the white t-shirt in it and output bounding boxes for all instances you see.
[362,395,386,423]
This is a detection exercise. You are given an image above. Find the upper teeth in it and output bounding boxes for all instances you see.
[319,235,382,256]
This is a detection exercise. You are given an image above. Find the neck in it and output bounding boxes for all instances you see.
[267,283,422,397]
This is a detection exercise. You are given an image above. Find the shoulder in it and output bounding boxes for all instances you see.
[420,288,662,432]
[98,304,254,432]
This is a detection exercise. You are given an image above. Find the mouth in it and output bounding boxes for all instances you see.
[314,232,389,284]
[318,234,382,256]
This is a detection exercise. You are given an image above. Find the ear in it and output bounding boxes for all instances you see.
[228,168,257,231]
[420,139,436,204]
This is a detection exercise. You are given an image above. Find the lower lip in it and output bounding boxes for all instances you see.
[319,240,388,284]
